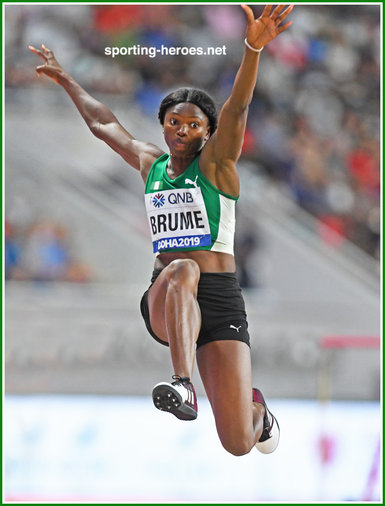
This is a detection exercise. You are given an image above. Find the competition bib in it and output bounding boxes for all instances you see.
[144,187,211,253]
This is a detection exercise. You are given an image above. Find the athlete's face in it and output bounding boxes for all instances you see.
[163,103,210,156]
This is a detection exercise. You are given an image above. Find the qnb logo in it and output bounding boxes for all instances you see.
[152,193,165,208]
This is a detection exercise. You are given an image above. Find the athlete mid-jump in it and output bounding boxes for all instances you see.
[30,4,294,455]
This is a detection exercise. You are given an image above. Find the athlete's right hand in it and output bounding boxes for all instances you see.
[29,44,64,84]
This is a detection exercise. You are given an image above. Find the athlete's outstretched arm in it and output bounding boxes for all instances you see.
[29,44,162,173]
[207,4,294,166]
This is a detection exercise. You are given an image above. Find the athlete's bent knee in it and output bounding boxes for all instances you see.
[167,259,200,284]
[221,437,253,457]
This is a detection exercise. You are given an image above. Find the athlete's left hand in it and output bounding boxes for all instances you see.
[241,4,294,50]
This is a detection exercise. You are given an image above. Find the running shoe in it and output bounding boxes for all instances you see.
[252,388,280,454]
[152,375,198,421]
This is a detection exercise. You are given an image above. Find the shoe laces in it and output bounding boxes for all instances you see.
[172,375,197,409]
[172,374,191,385]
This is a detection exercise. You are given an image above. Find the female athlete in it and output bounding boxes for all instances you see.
[30,4,294,456]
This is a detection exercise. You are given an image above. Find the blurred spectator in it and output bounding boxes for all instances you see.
[4,219,23,280]
[4,218,92,283]
[235,229,258,289]
[22,220,71,281]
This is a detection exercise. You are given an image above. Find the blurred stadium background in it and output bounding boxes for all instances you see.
[4,3,381,502]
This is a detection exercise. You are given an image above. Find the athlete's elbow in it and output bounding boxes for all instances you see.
[226,99,249,116]
[89,121,104,139]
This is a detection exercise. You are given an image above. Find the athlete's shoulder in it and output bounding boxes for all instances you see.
[139,145,167,183]
[197,133,236,174]
[196,136,239,198]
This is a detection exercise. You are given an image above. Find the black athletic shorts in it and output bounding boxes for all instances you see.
[140,269,250,349]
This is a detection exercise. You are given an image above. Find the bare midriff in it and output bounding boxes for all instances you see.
[154,250,236,273]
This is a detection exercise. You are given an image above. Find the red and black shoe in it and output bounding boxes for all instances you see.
[152,375,198,421]
[252,388,280,454]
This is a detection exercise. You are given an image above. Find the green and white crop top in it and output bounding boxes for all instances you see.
[144,153,238,255]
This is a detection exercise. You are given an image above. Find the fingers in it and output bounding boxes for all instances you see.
[241,4,294,27]
[28,43,54,63]
[41,43,54,56]
[28,45,46,59]
[271,5,286,20]
[35,64,46,75]
[262,5,273,17]
[35,63,57,76]
[277,20,293,35]
[274,4,294,24]
[240,4,255,26]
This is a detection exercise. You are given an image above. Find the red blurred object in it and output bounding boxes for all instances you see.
[317,215,346,248]
[5,218,12,238]
[93,5,142,33]
[242,127,256,154]
[318,433,337,465]
[266,38,307,70]
[347,148,379,190]
[321,335,380,349]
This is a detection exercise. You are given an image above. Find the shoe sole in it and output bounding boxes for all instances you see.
[152,383,197,421]
[255,411,280,454]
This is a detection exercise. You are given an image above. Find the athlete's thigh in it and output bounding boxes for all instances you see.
[146,258,201,344]
[196,340,254,442]
[146,269,171,344]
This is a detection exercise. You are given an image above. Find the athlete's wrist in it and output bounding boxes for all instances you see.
[56,69,70,86]
[244,38,264,53]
